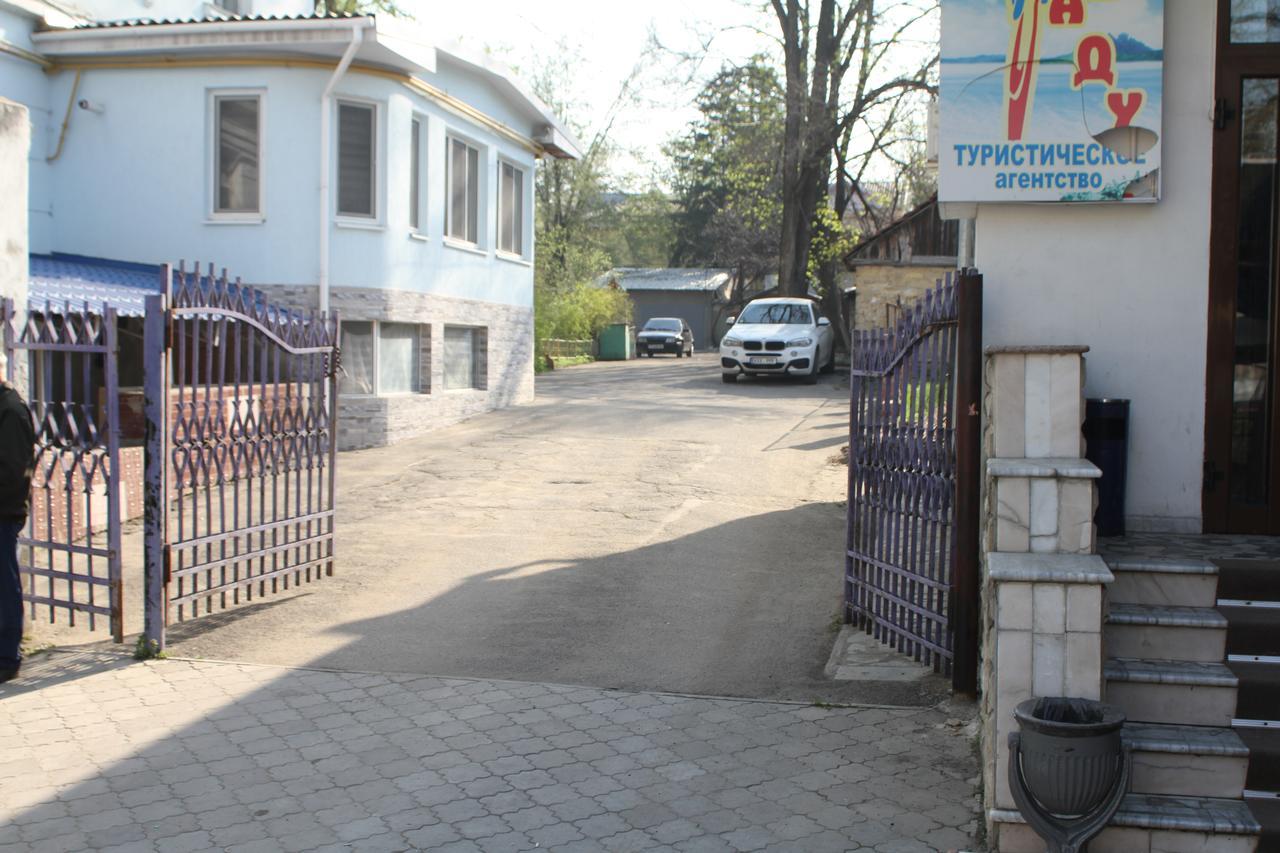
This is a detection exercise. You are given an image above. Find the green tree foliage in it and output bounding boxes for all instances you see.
[668,57,785,281]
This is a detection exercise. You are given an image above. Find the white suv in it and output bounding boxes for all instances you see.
[719,298,834,384]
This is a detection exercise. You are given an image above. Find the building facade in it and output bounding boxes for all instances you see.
[1,0,580,449]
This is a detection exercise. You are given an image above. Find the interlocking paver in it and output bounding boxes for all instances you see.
[0,652,978,852]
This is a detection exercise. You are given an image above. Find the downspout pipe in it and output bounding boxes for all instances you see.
[319,22,367,315]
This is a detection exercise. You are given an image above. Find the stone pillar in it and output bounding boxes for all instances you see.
[980,347,1113,851]
[0,98,30,395]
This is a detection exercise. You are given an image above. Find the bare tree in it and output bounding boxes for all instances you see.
[770,0,937,297]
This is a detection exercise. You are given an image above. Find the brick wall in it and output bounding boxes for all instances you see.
[257,285,534,450]
[850,264,956,331]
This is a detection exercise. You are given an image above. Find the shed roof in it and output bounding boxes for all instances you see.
[598,268,732,292]
[29,253,164,317]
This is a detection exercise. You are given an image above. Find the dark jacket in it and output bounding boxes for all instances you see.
[0,384,35,524]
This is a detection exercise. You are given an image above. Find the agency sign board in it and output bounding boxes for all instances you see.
[939,0,1164,203]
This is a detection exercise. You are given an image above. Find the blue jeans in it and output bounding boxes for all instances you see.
[0,522,22,670]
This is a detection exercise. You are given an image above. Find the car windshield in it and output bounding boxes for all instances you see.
[738,303,812,325]
[643,319,682,331]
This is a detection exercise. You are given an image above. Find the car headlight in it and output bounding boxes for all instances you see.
[723,337,742,347]
[787,337,813,347]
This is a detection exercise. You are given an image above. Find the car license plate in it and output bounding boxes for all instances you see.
[750,356,778,365]
[647,343,664,349]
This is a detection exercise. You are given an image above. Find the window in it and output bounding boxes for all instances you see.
[213,94,260,215]
[340,321,425,396]
[444,326,486,390]
[337,101,376,218]
[378,323,418,394]
[497,161,524,255]
[446,136,480,243]
[738,303,814,325]
[409,117,423,231]
[340,321,375,395]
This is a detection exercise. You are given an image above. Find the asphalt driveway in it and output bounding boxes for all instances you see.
[152,356,859,700]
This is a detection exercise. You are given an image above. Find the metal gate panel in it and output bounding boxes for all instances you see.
[143,264,339,646]
[845,271,982,688]
[2,297,124,641]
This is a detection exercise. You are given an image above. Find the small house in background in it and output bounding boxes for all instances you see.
[842,194,958,330]
[596,268,732,350]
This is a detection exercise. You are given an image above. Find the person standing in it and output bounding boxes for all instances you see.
[0,350,34,683]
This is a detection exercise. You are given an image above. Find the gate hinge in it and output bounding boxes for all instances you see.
[1203,458,1224,493]
[1214,97,1235,131]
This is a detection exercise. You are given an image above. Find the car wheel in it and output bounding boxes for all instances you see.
[722,373,737,384]
[676,349,682,358]
[821,349,836,374]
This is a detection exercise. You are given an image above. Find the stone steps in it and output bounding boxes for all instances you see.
[1105,603,1227,662]
[1124,722,1250,799]
[992,793,1261,853]
[1105,657,1239,727]
[1106,555,1219,608]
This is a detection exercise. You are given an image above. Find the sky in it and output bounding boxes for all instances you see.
[427,0,781,188]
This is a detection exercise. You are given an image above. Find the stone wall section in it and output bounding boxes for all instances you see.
[850,263,956,330]
[256,284,533,450]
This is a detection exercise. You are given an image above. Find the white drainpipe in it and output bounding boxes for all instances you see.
[319,23,367,315]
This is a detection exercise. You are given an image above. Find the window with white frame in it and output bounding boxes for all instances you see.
[446,136,480,244]
[497,161,524,256]
[340,321,425,396]
[213,93,261,216]
[443,325,486,390]
[337,101,376,218]
[409,117,424,231]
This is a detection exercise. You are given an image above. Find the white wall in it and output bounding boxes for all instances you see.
[0,7,52,253]
[974,0,1215,532]
[35,61,537,307]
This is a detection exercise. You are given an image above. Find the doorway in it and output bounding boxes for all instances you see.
[1205,0,1280,534]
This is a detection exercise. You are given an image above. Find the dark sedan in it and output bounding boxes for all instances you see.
[636,317,694,357]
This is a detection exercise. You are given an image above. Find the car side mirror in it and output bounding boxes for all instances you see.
[817,317,831,327]
[727,317,736,325]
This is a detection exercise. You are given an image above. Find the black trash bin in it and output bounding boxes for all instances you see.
[1084,398,1129,538]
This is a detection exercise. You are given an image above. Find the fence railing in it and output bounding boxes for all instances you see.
[542,338,594,359]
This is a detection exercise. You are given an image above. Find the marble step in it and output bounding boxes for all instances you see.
[1217,559,1280,604]
[1237,724,1280,791]
[1104,555,1220,608]
[1106,658,1239,727]
[992,793,1261,853]
[1106,604,1228,662]
[1229,658,1280,722]
[1124,722,1250,799]
[1221,604,1280,657]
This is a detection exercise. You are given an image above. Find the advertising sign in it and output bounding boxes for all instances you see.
[939,0,1164,203]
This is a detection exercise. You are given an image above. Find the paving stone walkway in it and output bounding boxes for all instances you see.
[0,651,980,853]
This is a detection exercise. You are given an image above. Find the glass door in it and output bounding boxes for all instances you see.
[1206,1,1280,533]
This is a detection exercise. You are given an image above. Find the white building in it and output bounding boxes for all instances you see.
[1,0,580,448]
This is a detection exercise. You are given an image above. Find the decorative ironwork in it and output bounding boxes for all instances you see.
[846,274,965,674]
[144,263,339,645]
[2,297,124,641]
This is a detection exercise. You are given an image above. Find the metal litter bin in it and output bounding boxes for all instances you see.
[1084,398,1129,538]
[597,323,634,361]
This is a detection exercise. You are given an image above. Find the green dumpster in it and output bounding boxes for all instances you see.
[597,323,635,360]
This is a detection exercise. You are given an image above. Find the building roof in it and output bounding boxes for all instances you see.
[29,253,163,317]
[598,268,732,293]
[28,14,582,159]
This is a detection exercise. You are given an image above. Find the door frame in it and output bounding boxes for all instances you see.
[1203,0,1280,534]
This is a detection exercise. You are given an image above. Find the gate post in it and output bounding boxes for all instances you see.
[104,307,124,642]
[142,287,169,649]
[952,269,984,695]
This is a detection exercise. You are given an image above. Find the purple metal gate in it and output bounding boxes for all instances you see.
[2,297,124,641]
[143,263,340,647]
[846,271,982,692]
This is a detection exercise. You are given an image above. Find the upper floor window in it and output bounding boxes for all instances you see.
[213,93,261,216]
[497,161,524,256]
[409,117,424,232]
[338,101,376,218]
[446,136,480,244]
